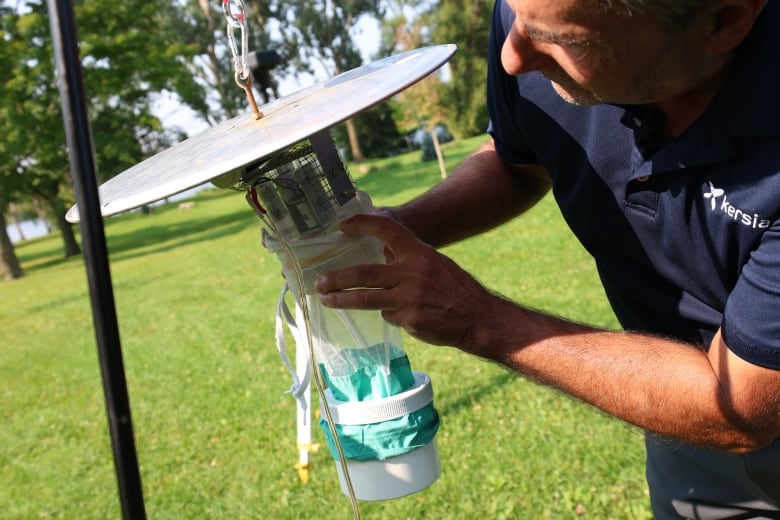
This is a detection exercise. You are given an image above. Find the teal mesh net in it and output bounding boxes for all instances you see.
[319,346,440,461]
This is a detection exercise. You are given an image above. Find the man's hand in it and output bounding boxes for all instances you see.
[315,214,497,347]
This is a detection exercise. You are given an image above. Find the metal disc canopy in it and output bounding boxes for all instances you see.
[66,44,457,223]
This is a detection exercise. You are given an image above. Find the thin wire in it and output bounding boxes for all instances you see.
[248,188,362,520]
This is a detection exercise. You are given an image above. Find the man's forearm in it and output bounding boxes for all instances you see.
[468,294,780,453]
[393,139,551,248]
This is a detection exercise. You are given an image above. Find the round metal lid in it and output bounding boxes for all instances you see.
[66,44,457,223]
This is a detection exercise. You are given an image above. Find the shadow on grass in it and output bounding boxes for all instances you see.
[13,189,244,275]
[436,370,517,417]
[15,272,173,317]
[106,206,257,263]
[15,234,82,275]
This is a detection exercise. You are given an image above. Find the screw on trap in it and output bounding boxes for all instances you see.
[64,44,457,518]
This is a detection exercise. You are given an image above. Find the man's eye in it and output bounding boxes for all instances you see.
[565,43,592,61]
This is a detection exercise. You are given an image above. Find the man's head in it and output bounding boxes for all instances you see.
[501,0,766,106]
[594,0,715,29]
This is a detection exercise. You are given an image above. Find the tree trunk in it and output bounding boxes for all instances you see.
[431,130,447,179]
[33,196,52,233]
[345,118,365,163]
[54,209,81,258]
[38,190,81,258]
[0,210,24,280]
[8,202,26,241]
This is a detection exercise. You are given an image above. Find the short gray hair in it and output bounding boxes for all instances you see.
[595,0,717,28]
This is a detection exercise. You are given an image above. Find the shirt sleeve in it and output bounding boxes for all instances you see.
[485,0,538,165]
[722,219,780,369]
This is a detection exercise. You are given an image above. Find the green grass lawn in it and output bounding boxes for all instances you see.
[0,136,652,519]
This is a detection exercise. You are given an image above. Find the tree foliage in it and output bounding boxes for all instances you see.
[329,102,405,160]
[3,0,472,278]
[275,0,381,76]
[431,0,492,138]
[0,0,205,267]
[166,0,285,126]
[274,0,387,161]
[384,2,446,132]
[378,0,450,172]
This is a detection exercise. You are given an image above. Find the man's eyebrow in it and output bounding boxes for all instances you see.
[522,22,592,46]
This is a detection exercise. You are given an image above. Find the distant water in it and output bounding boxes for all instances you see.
[7,219,51,243]
[6,183,210,244]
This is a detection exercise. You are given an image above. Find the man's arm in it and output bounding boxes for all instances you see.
[316,215,780,453]
[386,139,551,247]
[471,298,780,453]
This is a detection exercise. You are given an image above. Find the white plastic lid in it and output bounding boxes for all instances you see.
[322,371,434,425]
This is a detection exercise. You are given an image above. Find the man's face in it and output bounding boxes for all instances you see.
[501,0,710,105]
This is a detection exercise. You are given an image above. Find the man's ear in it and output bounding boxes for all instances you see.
[704,0,767,54]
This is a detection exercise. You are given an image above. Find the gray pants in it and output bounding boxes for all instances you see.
[645,434,780,519]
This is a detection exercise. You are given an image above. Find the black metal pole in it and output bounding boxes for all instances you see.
[47,1,146,518]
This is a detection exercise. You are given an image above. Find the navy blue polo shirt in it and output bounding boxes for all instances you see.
[487,0,780,369]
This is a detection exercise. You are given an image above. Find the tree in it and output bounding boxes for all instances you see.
[0,208,23,280]
[329,102,405,160]
[432,0,492,138]
[383,2,450,176]
[165,0,285,126]
[0,186,25,280]
[1,3,29,277]
[275,0,386,162]
[1,0,202,261]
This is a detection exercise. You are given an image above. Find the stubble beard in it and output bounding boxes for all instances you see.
[548,77,606,106]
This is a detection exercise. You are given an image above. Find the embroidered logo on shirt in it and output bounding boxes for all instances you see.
[703,182,771,229]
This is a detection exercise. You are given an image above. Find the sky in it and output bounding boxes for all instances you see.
[153,15,382,136]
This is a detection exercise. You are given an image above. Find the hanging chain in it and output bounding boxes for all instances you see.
[222,0,263,119]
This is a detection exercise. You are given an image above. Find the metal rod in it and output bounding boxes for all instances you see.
[47,1,146,517]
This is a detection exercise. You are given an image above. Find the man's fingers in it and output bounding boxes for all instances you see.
[339,214,419,259]
[319,286,398,311]
[315,263,394,293]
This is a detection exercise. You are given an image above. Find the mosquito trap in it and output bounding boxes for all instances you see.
[65,36,456,514]
[212,129,441,500]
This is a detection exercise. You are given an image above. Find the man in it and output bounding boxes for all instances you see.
[315,0,780,517]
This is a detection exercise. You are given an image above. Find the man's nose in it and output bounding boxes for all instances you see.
[501,28,553,75]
